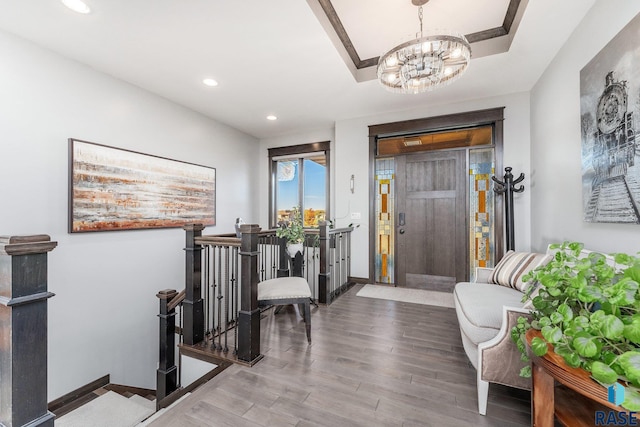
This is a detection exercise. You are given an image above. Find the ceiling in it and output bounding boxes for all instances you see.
[0,0,596,139]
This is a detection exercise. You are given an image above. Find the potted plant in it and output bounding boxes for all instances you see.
[511,241,640,410]
[276,206,306,257]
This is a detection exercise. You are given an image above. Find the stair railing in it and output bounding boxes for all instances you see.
[156,222,355,407]
[318,221,354,304]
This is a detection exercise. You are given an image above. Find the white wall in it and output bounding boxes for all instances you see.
[0,30,259,399]
[530,1,640,254]
[261,92,533,280]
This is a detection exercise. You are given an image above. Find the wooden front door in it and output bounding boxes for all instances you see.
[395,150,467,287]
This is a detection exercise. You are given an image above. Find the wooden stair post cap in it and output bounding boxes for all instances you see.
[0,234,58,255]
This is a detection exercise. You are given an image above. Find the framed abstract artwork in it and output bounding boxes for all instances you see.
[580,13,640,223]
[69,139,216,232]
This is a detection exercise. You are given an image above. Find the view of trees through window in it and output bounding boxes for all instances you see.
[275,155,327,227]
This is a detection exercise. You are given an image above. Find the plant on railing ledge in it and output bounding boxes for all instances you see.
[511,241,640,410]
[276,206,305,257]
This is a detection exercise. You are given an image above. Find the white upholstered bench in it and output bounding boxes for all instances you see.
[257,276,311,344]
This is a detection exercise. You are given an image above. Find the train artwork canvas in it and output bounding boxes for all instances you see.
[580,12,640,224]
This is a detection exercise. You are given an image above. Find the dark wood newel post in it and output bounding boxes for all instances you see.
[237,224,262,364]
[183,224,205,345]
[156,289,178,409]
[318,221,330,304]
[0,234,57,427]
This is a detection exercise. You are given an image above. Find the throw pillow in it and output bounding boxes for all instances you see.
[489,251,551,292]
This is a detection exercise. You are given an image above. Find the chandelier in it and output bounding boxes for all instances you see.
[377,0,471,94]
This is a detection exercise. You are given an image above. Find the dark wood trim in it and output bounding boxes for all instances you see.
[349,276,369,285]
[465,27,507,44]
[503,0,522,33]
[268,141,331,228]
[104,383,156,399]
[315,0,379,70]
[268,141,330,158]
[466,0,521,43]
[368,108,505,285]
[368,134,377,283]
[315,0,522,69]
[48,375,110,413]
[493,118,505,262]
[369,108,505,138]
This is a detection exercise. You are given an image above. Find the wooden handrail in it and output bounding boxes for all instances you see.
[328,226,353,234]
[167,289,185,312]
[195,235,241,247]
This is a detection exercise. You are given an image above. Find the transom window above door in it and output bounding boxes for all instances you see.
[377,126,493,155]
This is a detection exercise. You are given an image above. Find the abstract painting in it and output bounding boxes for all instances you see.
[69,139,215,232]
[580,13,640,223]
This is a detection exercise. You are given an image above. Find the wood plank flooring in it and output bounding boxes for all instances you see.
[148,284,531,426]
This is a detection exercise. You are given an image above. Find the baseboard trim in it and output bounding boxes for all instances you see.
[105,383,156,399]
[48,374,110,413]
[349,276,369,284]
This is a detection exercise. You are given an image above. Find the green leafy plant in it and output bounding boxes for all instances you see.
[276,206,305,244]
[511,241,640,410]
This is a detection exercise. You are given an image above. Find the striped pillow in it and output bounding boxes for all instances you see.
[489,251,551,292]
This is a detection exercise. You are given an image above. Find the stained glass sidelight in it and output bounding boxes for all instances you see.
[375,158,395,283]
[469,148,495,281]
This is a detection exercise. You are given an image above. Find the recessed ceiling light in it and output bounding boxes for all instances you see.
[61,0,91,14]
[266,115,277,121]
[202,78,218,87]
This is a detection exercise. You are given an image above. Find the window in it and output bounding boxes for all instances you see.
[269,142,330,228]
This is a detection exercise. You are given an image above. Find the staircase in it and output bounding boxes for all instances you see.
[55,390,155,427]
[53,356,217,426]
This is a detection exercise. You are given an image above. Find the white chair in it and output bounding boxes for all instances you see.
[258,276,311,344]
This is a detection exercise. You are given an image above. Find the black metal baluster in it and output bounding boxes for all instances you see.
[271,235,277,279]
[204,245,210,337]
[329,234,340,303]
[177,302,183,387]
[217,246,223,351]
[224,246,230,353]
[341,232,347,290]
[233,246,239,355]
[346,232,352,282]
[211,246,217,350]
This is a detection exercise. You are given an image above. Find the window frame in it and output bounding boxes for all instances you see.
[268,141,330,228]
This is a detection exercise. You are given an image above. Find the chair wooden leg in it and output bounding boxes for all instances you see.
[303,301,311,344]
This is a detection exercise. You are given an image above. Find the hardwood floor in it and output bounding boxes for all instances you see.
[148,284,530,426]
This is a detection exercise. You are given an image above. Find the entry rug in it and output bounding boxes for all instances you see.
[356,284,455,308]
[56,391,154,427]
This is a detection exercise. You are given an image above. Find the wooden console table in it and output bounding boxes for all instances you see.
[526,329,628,426]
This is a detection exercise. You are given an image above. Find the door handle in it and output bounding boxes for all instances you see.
[399,213,405,226]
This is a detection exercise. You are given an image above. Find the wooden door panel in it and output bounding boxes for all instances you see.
[397,150,467,286]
